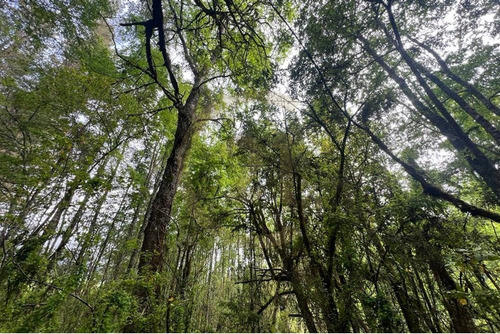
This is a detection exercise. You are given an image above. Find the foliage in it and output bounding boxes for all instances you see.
[0,0,499,333]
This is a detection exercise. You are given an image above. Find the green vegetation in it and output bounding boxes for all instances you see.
[0,0,499,332]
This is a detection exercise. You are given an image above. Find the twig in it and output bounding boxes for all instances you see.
[13,261,96,329]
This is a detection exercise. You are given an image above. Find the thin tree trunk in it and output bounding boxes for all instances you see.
[112,200,141,278]
[408,36,500,117]
[423,247,477,332]
[86,183,130,284]
[293,173,342,332]
[381,7,500,200]
[371,233,425,332]
[49,191,90,263]
[75,158,121,269]
[48,158,111,268]
[413,60,500,146]
[290,270,318,333]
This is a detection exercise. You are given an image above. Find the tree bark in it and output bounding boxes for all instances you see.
[427,253,477,332]
[290,270,319,333]
[381,6,500,200]
[138,85,203,273]
[408,36,500,117]
[360,35,500,201]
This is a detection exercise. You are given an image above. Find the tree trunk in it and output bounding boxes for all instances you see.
[360,35,500,202]
[290,270,318,333]
[408,36,500,117]
[370,231,425,332]
[138,88,202,273]
[48,157,111,268]
[75,157,121,269]
[380,8,500,201]
[293,173,342,332]
[426,250,477,332]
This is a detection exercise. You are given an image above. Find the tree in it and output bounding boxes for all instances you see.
[1,0,500,332]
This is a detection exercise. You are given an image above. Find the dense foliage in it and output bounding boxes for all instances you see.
[0,0,499,332]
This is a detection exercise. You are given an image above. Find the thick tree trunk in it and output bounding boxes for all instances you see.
[413,266,443,332]
[126,154,164,273]
[391,281,425,332]
[252,203,318,333]
[137,90,202,273]
[417,222,477,333]
[407,269,440,332]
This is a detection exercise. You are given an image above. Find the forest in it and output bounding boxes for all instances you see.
[0,0,499,332]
